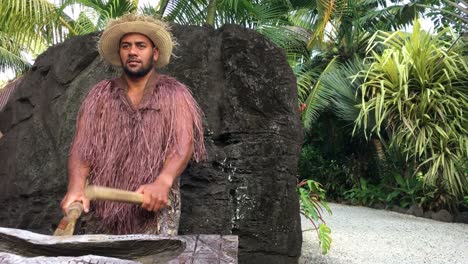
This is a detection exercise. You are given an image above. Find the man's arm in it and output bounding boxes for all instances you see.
[60,118,91,214]
[135,127,193,212]
[137,79,207,213]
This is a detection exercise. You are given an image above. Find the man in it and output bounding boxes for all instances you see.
[60,14,206,236]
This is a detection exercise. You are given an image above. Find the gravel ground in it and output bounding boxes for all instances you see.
[299,203,468,264]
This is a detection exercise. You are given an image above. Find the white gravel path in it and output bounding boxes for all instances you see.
[299,203,468,264]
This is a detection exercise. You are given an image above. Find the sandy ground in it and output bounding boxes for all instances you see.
[299,203,468,264]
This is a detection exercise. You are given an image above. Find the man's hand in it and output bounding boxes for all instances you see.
[135,179,172,212]
[60,188,90,215]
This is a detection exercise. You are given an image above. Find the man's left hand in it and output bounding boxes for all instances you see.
[135,179,172,212]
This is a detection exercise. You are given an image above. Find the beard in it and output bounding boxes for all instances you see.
[122,57,154,78]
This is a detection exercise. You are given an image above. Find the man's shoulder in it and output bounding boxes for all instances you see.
[82,79,118,103]
[88,79,118,93]
[157,75,188,91]
[92,79,114,88]
[156,75,196,100]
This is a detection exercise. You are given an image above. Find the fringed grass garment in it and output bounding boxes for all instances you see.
[71,71,206,234]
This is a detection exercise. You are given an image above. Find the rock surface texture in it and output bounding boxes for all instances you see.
[0,24,302,263]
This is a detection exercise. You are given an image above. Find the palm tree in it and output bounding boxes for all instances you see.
[62,0,138,31]
[0,0,141,77]
[296,0,429,126]
[0,0,69,74]
[418,0,468,32]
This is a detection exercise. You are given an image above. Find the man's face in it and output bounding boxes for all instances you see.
[119,33,159,78]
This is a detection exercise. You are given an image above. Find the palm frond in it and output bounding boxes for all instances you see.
[322,58,367,123]
[257,25,309,58]
[0,32,31,74]
[357,3,426,31]
[165,0,208,25]
[0,0,70,74]
[73,9,99,34]
[140,3,159,17]
[67,0,137,29]
[307,0,337,49]
[301,57,339,129]
[0,0,66,46]
[289,7,318,32]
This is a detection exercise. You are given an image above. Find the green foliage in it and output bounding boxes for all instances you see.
[418,0,468,33]
[72,10,98,34]
[295,0,426,128]
[0,0,65,73]
[164,0,289,28]
[0,0,141,75]
[321,58,366,124]
[419,185,457,211]
[298,58,338,129]
[354,20,468,201]
[461,196,468,209]
[339,150,461,211]
[0,34,31,74]
[318,223,332,255]
[386,173,424,208]
[343,178,387,206]
[298,179,332,255]
[299,143,349,199]
[63,0,138,30]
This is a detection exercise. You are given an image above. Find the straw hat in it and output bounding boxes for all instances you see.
[98,14,174,68]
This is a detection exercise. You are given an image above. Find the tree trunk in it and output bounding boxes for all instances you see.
[372,138,386,161]
[206,0,217,26]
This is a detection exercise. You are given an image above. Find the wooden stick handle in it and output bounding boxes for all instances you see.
[53,202,83,236]
[85,185,144,204]
[67,201,85,218]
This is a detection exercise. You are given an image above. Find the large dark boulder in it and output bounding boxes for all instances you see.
[0,24,302,263]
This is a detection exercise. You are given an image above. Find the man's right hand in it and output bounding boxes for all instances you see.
[60,189,90,215]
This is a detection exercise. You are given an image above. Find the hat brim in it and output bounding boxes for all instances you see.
[99,21,173,68]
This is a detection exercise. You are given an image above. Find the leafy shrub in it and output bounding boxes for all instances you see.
[343,178,387,206]
[461,196,468,210]
[354,20,468,201]
[299,144,349,200]
[298,179,332,254]
[385,174,424,209]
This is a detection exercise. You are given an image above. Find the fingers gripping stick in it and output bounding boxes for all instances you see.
[54,185,171,236]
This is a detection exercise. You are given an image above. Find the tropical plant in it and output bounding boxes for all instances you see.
[298,58,338,128]
[299,142,351,199]
[353,20,468,202]
[63,0,138,31]
[298,179,332,254]
[0,0,144,76]
[0,0,69,74]
[296,0,429,129]
[461,195,468,209]
[417,0,468,32]
[321,58,366,124]
[386,173,424,208]
[343,177,387,206]
[164,0,283,28]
